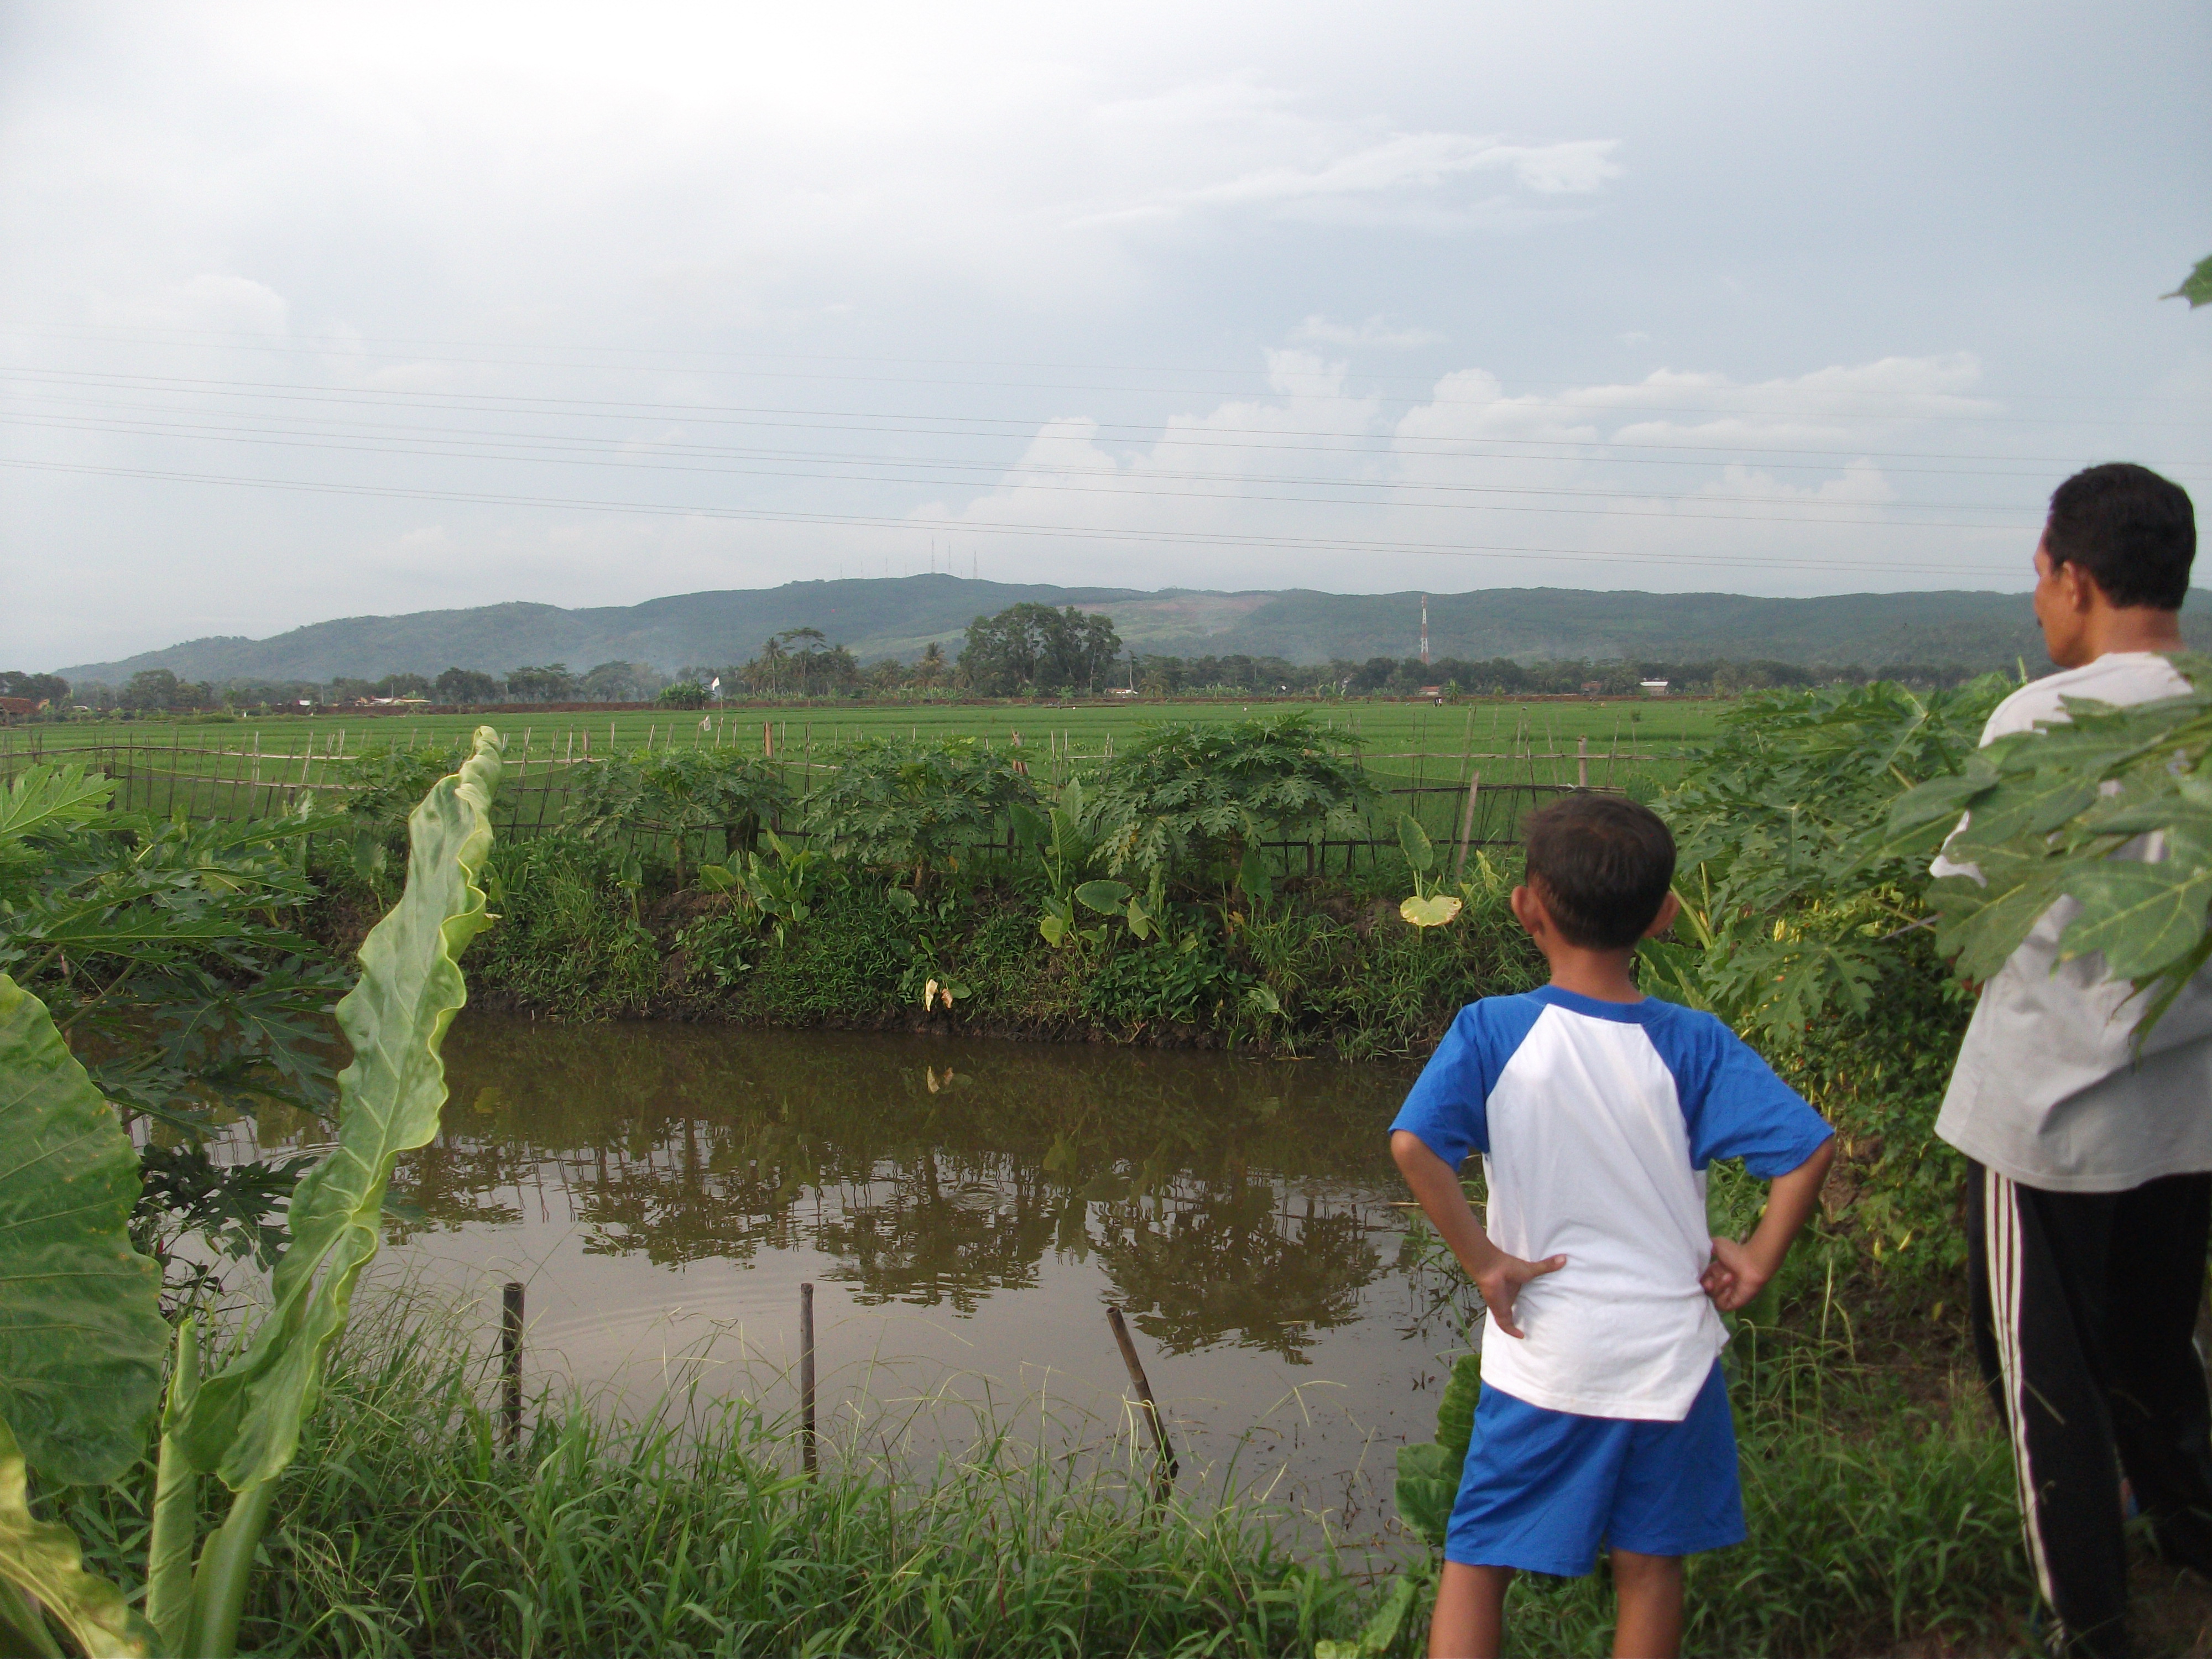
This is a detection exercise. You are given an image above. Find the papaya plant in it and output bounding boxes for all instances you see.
[0,727,504,1657]
[1887,653,2212,1040]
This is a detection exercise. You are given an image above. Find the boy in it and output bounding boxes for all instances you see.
[1391,794,1834,1658]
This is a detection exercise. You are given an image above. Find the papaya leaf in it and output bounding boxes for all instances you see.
[1931,853,2077,983]
[0,1417,152,1658]
[0,975,166,1488]
[2059,860,2212,981]
[175,728,503,1491]
[2166,254,2212,308]
[0,766,116,850]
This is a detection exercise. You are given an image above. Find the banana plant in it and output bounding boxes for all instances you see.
[0,727,504,1658]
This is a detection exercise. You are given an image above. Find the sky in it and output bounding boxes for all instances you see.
[3,1,2208,671]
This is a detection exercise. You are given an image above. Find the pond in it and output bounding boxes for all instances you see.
[371,1017,1464,1547]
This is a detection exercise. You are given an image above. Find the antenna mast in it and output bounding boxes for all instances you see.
[1420,594,1430,668]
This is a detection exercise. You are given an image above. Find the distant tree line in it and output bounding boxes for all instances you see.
[23,598,2002,722]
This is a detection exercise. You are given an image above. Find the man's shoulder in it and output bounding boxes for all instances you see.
[1983,654,2193,742]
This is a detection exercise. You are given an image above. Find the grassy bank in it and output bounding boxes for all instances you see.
[43,1292,2041,1657]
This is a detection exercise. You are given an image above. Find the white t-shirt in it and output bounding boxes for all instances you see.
[1934,652,2212,1192]
[1392,987,1832,1421]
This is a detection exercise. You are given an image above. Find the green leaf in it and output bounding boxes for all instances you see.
[175,728,503,1491]
[1074,880,1133,915]
[1399,894,1463,928]
[1396,811,1436,874]
[2164,254,2212,309]
[1434,1351,1481,1464]
[0,976,166,1487]
[1393,1441,1457,1548]
[2059,860,2212,981]
[1237,842,1272,906]
[1932,853,2076,983]
[0,1417,152,1658]
[0,766,115,849]
[1316,1573,1421,1659]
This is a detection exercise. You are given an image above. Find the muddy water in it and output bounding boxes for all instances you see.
[380,1016,1467,1546]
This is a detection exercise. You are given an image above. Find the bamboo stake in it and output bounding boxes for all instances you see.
[1106,1307,1177,1497]
[1453,772,1483,880]
[800,1283,817,1478]
[500,1282,524,1456]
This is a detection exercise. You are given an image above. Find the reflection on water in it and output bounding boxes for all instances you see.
[405,1019,1410,1363]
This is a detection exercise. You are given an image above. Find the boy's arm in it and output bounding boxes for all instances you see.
[1700,1138,1834,1313]
[1391,1129,1565,1339]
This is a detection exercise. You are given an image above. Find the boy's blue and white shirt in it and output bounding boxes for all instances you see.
[1392,986,1832,1422]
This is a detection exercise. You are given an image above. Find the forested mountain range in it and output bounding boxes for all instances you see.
[53,575,2212,686]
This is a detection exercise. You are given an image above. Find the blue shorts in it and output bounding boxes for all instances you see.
[1444,1361,1744,1574]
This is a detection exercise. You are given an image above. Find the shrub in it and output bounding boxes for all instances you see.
[1083,714,1375,901]
[805,737,1036,892]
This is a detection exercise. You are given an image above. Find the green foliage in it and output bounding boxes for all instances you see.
[563,747,789,881]
[327,741,468,886]
[0,763,345,1293]
[1083,714,1377,899]
[471,837,659,1018]
[2166,254,2212,308]
[1890,655,2212,1041]
[739,885,913,1022]
[1645,676,2006,1047]
[0,978,168,1490]
[655,680,708,709]
[1392,1351,1480,1549]
[958,602,1122,695]
[805,737,1037,889]
[695,829,824,947]
[0,1415,153,1657]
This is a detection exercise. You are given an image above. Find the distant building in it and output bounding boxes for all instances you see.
[0,697,44,723]
[1640,679,1671,695]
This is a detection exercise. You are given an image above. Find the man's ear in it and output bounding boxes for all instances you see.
[1642,890,1681,941]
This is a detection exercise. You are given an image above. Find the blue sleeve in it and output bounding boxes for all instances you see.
[1389,998,1543,1170]
[1651,1008,1834,1177]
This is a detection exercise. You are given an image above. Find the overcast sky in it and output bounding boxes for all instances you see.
[3,1,2208,670]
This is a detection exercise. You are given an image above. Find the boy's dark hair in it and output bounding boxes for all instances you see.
[2044,463,2196,610]
[1522,794,1676,950]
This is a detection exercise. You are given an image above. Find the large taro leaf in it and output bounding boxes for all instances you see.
[175,728,502,1490]
[0,975,166,1488]
[0,1416,152,1658]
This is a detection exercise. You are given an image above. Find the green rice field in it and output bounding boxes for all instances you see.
[1,696,1729,862]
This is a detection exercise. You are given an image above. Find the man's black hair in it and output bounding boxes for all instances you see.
[2045,463,2197,610]
[1522,794,1676,950]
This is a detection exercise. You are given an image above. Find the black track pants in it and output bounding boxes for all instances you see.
[1967,1161,2212,1657]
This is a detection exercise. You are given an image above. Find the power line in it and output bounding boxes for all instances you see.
[0,457,2034,578]
[8,323,2206,420]
[12,369,2201,477]
[0,413,2042,530]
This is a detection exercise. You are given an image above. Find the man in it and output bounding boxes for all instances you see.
[1936,462,2208,1657]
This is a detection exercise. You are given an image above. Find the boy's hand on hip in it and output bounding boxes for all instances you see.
[1702,1236,1770,1312]
[1477,1251,1567,1339]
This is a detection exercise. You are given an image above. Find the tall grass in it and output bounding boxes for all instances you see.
[56,1297,1375,1658]
[49,1285,2039,1657]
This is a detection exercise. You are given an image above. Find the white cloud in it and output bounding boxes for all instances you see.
[1291,314,1446,348]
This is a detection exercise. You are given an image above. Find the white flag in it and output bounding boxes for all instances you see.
[710,676,721,692]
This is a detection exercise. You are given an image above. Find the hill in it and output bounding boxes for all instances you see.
[52,576,2212,686]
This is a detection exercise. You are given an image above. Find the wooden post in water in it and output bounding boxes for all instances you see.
[500,1281,524,1455]
[1453,772,1483,880]
[800,1282,817,1477]
[1106,1306,1177,1496]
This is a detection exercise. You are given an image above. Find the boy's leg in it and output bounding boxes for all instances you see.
[1968,1162,2131,1658]
[1608,1550,1683,1659]
[2104,1172,2212,1573]
[1429,1562,1511,1659]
